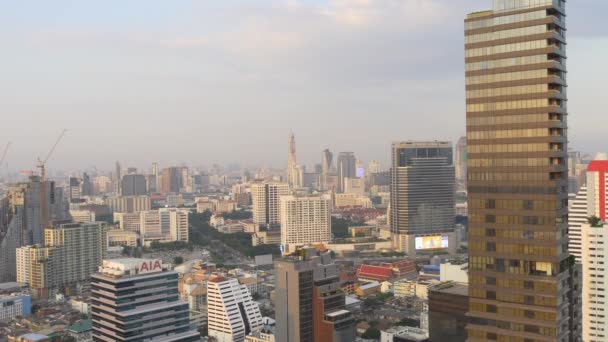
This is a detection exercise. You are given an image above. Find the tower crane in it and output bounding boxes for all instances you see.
[0,142,10,167]
[38,130,66,228]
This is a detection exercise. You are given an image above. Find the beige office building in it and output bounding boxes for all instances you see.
[465,1,578,341]
[251,181,289,228]
[105,195,151,213]
[280,195,330,254]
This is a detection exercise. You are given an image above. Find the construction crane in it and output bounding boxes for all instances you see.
[0,142,10,167]
[38,130,67,229]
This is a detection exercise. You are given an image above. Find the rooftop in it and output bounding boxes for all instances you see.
[430,282,468,296]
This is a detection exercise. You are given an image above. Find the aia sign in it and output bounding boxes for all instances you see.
[139,260,162,274]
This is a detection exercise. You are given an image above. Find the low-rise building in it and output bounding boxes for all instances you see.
[0,292,31,320]
[356,281,381,297]
[106,229,139,247]
[380,326,429,342]
[427,282,468,342]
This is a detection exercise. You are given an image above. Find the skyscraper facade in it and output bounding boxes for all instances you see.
[455,136,468,188]
[251,181,289,229]
[120,174,147,196]
[280,195,331,254]
[288,132,297,187]
[275,248,355,342]
[161,167,183,194]
[91,258,200,342]
[390,141,456,255]
[465,1,578,340]
[337,152,356,193]
[0,176,67,282]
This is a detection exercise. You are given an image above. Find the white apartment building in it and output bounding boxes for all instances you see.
[569,186,588,261]
[113,208,189,245]
[0,293,31,320]
[251,182,289,228]
[582,223,608,342]
[105,195,151,213]
[280,195,330,254]
[69,209,96,223]
[207,277,263,342]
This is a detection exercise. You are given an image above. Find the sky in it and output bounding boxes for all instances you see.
[1,0,607,173]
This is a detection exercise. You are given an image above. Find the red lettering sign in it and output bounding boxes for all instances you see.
[139,260,162,274]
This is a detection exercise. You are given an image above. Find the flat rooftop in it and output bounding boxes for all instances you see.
[430,282,468,296]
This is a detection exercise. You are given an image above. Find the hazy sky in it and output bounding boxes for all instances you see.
[2,0,607,173]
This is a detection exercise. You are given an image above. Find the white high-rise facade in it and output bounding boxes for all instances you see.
[568,186,588,261]
[251,182,289,228]
[207,277,263,342]
[280,195,330,254]
[582,224,608,342]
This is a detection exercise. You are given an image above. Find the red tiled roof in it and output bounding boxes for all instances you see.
[356,265,393,281]
[209,276,228,283]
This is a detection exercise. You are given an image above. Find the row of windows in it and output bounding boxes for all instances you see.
[471,214,558,226]
[468,99,550,113]
[466,39,548,58]
[470,275,557,292]
[469,302,557,321]
[470,241,557,257]
[466,54,549,71]
[468,157,552,167]
[470,287,557,307]
[467,113,557,126]
[465,9,546,30]
[466,24,547,44]
[468,143,550,153]
[469,199,558,211]
[470,227,558,241]
[467,84,548,99]
[467,69,548,85]
[468,128,550,140]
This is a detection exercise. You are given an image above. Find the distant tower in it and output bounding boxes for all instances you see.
[115,161,121,195]
[321,149,333,190]
[287,132,297,186]
[454,136,467,188]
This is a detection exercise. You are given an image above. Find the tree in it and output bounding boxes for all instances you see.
[362,327,381,339]
[588,215,603,227]
[173,256,184,265]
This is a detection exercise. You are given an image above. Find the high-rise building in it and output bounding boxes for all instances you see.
[91,258,200,342]
[321,149,334,191]
[581,221,608,342]
[81,172,93,197]
[337,152,356,193]
[105,195,151,214]
[455,136,467,187]
[275,248,355,342]
[113,208,189,245]
[288,132,297,187]
[120,174,147,196]
[17,222,108,298]
[69,177,82,202]
[390,141,456,255]
[207,277,263,342]
[280,195,330,254]
[251,181,289,229]
[115,161,121,194]
[0,176,67,282]
[161,167,183,194]
[465,1,578,341]
[568,186,587,262]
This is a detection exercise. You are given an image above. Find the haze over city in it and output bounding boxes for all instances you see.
[2,0,607,171]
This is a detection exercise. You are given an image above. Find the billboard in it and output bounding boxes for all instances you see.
[255,254,273,266]
[415,235,449,250]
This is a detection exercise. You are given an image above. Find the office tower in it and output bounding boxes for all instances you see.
[465,1,576,341]
[161,167,183,194]
[114,161,121,194]
[251,181,289,229]
[105,195,150,213]
[81,172,93,196]
[91,258,200,342]
[321,149,334,190]
[288,132,297,187]
[280,195,330,254]
[455,136,467,186]
[0,176,67,282]
[368,160,380,174]
[17,222,107,298]
[69,177,81,202]
[120,174,147,196]
[428,283,469,342]
[93,175,112,194]
[581,221,608,342]
[275,248,355,342]
[207,277,263,342]
[390,141,456,255]
[337,152,356,193]
[568,186,587,261]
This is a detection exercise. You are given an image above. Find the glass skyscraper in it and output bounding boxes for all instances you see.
[465,0,580,341]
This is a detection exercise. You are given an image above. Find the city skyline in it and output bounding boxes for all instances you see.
[1,0,607,171]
